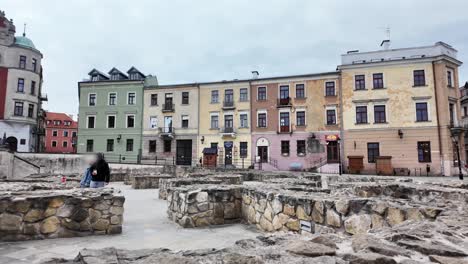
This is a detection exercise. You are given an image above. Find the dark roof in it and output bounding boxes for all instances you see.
[202,147,218,154]
[88,68,109,79]
[108,67,128,78]
[127,67,146,77]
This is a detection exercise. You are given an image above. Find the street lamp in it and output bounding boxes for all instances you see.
[451,134,463,180]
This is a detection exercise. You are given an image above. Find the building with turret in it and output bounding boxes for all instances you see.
[0,10,46,152]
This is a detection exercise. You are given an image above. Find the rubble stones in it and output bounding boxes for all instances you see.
[286,240,336,257]
[344,214,371,235]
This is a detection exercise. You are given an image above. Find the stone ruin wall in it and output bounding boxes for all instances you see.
[0,190,125,241]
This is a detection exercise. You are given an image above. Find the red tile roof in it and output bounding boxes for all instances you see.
[45,112,78,129]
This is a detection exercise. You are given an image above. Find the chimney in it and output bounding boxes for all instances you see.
[380,39,391,50]
[251,71,259,79]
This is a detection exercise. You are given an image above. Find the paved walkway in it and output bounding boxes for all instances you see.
[0,183,259,264]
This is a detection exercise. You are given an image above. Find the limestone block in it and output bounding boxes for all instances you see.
[71,208,89,222]
[259,216,274,232]
[242,194,252,205]
[110,215,123,225]
[93,219,110,231]
[88,208,102,224]
[44,208,56,218]
[187,204,199,214]
[247,206,256,223]
[271,198,283,215]
[23,223,40,235]
[326,209,341,228]
[255,199,267,213]
[94,201,111,211]
[107,225,122,234]
[272,213,289,230]
[0,213,22,231]
[48,198,64,208]
[422,207,442,219]
[335,200,349,216]
[296,205,311,221]
[283,204,296,217]
[24,209,44,223]
[41,216,60,234]
[196,192,208,203]
[62,218,80,230]
[371,213,385,229]
[312,201,325,224]
[286,218,300,231]
[371,201,389,215]
[80,220,91,231]
[10,200,31,213]
[386,208,405,227]
[110,206,124,216]
[224,203,238,219]
[81,199,93,208]
[344,214,371,235]
[263,204,274,222]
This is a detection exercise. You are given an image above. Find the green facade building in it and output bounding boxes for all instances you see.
[77,67,146,163]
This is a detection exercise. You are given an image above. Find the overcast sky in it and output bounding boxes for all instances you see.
[2,0,468,115]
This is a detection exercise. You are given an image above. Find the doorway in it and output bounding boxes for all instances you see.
[176,140,192,165]
[224,141,233,165]
[6,137,18,152]
[258,146,268,163]
[327,141,339,163]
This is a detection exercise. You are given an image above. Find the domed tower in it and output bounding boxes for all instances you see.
[0,10,45,152]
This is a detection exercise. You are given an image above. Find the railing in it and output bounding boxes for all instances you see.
[104,153,141,164]
[279,125,290,133]
[220,127,235,133]
[277,97,291,107]
[39,93,48,101]
[162,103,175,112]
[222,101,235,109]
[159,126,174,134]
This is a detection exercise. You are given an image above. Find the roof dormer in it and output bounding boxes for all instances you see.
[127,66,146,80]
[108,67,128,81]
[88,68,109,82]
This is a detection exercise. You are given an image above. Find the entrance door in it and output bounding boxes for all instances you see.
[258,146,268,163]
[6,137,18,152]
[224,141,233,165]
[327,141,339,163]
[176,140,192,165]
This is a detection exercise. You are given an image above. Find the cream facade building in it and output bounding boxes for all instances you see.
[142,78,199,165]
[339,41,463,176]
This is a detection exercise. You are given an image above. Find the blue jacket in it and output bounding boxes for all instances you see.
[80,168,92,188]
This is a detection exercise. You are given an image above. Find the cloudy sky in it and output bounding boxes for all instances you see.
[3,0,468,115]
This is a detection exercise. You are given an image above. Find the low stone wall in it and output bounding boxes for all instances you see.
[167,185,242,227]
[131,175,173,189]
[0,188,125,241]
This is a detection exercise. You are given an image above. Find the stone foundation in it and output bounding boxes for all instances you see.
[0,185,125,241]
[131,175,173,189]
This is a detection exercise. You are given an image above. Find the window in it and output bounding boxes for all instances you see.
[181,115,189,128]
[447,70,453,87]
[416,102,428,122]
[418,141,431,162]
[211,142,218,149]
[14,102,23,116]
[413,70,426,86]
[129,73,139,80]
[86,140,94,152]
[449,103,455,126]
[72,132,77,138]
[53,120,61,125]
[355,75,365,90]
[128,92,136,105]
[211,115,219,129]
[150,94,157,106]
[91,75,99,82]
[32,58,37,72]
[373,73,384,89]
[279,85,289,99]
[63,141,68,148]
[107,115,116,128]
[163,140,171,152]
[296,84,305,98]
[240,113,248,128]
[89,94,96,106]
[17,78,24,92]
[126,139,134,152]
[211,90,219,103]
[279,112,290,132]
[149,140,157,153]
[224,115,233,129]
[224,89,234,103]
[356,106,368,124]
[20,139,26,145]
[240,142,248,158]
[110,74,120,81]
[326,109,336,125]
[30,81,36,95]
[367,143,379,163]
[325,82,335,96]
[374,105,386,123]
[296,111,306,126]
[281,141,290,155]
[464,106,467,117]
[257,87,266,100]
[297,140,306,156]
[63,131,69,137]
[109,93,117,105]
[182,92,189,104]
[149,116,158,129]
[52,141,57,148]
[258,113,267,127]
[240,88,248,101]
[127,115,135,128]
[19,55,26,69]
[52,131,58,137]
[27,104,34,118]
[107,139,114,152]
[87,116,95,128]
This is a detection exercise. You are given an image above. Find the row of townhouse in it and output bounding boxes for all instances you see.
[77,41,465,176]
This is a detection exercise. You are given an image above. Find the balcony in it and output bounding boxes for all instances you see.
[222,101,235,110]
[278,125,291,133]
[158,126,174,139]
[461,89,468,102]
[39,93,48,102]
[277,97,292,107]
[162,103,175,113]
[220,127,236,137]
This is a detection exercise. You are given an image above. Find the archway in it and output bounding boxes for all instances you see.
[6,136,18,152]
[256,137,270,163]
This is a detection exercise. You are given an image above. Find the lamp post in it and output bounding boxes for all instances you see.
[451,135,463,180]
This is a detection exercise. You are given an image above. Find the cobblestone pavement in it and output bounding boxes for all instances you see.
[0,183,259,264]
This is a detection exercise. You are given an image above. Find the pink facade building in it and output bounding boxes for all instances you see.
[250,73,341,171]
[44,112,77,153]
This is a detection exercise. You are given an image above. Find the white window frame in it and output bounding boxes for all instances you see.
[325,106,337,125]
[278,84,290,98]
[62,141,68,148]
[354,103,368,124]
[447,68,454,87]
[108,92,117,106]
[87,115,96,129]
[63,130,69,137]
[127,92,136,105]
[354,74,366,90]
[413,99,431,122]
[239,112,249,128]
[239,88,249,102]
[211,90,219,103]
[107,115,116,129]
[88,93,96,106]
[126,114,136,128]
[295,83,306,98]
[278,109,291,131]
[181,115,189,128]
[51,140,57,147]
[52,130,58,137]
[372,73,385,89]
[295,109,307,126]
[373,103,388,124]
[257,110,268,127]
[324,80,336,96]
[210,112,219,129]
[257,86,267,100]
[149,116,158,129]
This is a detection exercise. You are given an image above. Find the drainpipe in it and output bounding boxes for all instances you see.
[432,62,444,176]
[338,71,345,174]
